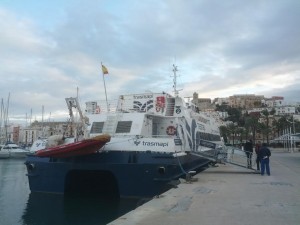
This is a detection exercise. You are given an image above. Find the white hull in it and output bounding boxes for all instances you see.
[1,143,29,158]
[0,151,10,159]
[9,151,28,158]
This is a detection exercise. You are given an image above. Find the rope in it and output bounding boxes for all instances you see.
[175,152,188,175]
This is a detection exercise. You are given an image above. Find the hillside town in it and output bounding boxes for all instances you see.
[1,92,300,149]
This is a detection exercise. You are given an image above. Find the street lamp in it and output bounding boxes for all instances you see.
[286,116,295,152]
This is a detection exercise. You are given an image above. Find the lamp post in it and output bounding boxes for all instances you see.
[286,116,295,153]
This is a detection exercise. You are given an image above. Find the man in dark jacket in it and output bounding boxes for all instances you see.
[258,143,271,176]
[244,139,253,168]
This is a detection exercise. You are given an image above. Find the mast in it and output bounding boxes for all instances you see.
[30,108,32,126]
[42,105,44,137]
[101,62,109,112]
[0,98,3,143]
[4,93,10,143]
[172,64,182,97]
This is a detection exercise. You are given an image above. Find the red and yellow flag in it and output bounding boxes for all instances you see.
[102,64,109,75]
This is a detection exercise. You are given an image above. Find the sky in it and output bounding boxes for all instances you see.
[1,0,300,125]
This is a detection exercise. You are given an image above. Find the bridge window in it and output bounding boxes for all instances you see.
[90,122,104,133]
[116,121,132,133]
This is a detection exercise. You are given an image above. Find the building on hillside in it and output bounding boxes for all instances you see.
[263,96,284,107]
[213,97,230,106]
[229,94,264,109]
[243,107,275,115]
[192,92,215,111]
[218,111,229,120]
[275,106,296,116]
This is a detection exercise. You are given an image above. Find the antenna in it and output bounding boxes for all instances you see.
[172,64,183,96]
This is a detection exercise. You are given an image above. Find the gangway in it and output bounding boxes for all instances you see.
[223,146,257,171]
[191,145,258,172]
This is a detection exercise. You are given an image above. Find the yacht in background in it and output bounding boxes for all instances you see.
[1,143,29,158]
[0,144,10,159]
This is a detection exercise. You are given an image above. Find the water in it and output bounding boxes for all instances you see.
[0,159,142,225]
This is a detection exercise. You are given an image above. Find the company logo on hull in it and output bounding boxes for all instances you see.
[134,140,141,146]
[133,140,169,147]
[142,141,168,147]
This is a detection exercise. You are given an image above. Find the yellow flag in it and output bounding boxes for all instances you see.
[102,65,109,75]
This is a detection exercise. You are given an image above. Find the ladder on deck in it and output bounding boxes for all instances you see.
[165,98,175,116]
[102,114,120,135]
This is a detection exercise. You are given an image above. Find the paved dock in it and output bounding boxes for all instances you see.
[109,149,300,225]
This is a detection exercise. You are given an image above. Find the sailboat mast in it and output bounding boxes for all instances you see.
[0,98,3,143]
[5,93,10,143]
[30,108,32,125]
[42,105,44,137]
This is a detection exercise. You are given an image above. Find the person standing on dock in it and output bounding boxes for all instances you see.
[255,142,261,171]
[258,143,271,176]
[244,139,253,168]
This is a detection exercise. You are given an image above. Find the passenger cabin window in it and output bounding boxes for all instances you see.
[116,121,132,133]
[90,122,104,133]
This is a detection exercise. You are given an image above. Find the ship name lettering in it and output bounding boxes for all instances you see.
[142,141,168,147]
[134,94,153,99]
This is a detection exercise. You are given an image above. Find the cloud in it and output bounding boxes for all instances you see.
[1,0,300,125]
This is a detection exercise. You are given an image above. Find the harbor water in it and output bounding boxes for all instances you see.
[0,159,142,225]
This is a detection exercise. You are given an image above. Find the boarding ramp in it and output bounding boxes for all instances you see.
[223,146,257,171]
[190,144,257,171]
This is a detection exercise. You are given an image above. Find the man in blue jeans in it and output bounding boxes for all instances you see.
[258,143,271,176]
[244,139,253,168]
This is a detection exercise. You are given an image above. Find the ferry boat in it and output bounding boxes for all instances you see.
[25,65,223,198]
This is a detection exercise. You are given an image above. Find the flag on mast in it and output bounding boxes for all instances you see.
[101,62,109,112]
[102,64,109,75]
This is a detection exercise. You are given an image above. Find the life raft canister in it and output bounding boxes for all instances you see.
[166,126,176,135]
[156,96,165,112]
[95,106,101,114]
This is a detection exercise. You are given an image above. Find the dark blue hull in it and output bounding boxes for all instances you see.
[25,151,210,198]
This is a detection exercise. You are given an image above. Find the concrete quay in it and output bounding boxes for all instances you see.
[109,149,300,225]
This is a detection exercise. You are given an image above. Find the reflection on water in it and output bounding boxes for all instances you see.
[22,193,140,225]
[0,159,146,225]
[0,159,30,225]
